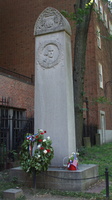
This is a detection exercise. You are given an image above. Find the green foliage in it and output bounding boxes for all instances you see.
[79,142,112,178]
[101,33,112,41]
[0,144,7,165]
[0,174,21,199]
[16,195,26,200]
[12,176,18,184]
[20,129,54,175]
[50,189,102,199]
[61,10,77,21]
[92,96,111,104]
[61,1,93,24]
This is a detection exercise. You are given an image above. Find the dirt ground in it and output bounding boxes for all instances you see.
[24,192,87,200]
[22,180,106,200]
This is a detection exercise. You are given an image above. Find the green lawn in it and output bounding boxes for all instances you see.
[79,142,112,177]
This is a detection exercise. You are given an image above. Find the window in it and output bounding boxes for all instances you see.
[96,26,101,49]
[95,0,98,5]
[108,0,112,13]
[109,21,112,35]
[100,111,106,144]
[13,109,24,129]
[0,107,25,150]
[0,108,9,128]
[98,63,103,89]
[99,3,104,21]
[94,0,99,10]
[104,12,108,28]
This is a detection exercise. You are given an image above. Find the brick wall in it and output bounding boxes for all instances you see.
[0,0,75,77]
[94,6,112,130]
[0,74,34,118]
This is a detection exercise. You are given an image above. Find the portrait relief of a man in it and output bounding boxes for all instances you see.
[37,41,62,68]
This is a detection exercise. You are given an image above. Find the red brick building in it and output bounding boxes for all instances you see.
[0,0,112,149]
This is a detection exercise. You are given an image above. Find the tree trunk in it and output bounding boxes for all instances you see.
[73,0,93,149]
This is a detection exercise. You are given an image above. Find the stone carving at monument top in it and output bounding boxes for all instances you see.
[34,7,71,36]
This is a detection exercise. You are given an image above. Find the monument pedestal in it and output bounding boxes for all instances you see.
[9,165,98,191]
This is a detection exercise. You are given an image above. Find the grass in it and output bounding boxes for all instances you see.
[0,143,112,199]
[0,171,25,199]
[79,142,112,177]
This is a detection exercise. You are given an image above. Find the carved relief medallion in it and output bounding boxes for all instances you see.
[37,40,62,68]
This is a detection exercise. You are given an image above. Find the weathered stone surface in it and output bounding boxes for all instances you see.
[34,7,71,36]
[9,165,98,191]
[34,7,76,166]
[3,188,23,200]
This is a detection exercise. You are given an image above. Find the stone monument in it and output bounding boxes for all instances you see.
[34,7,76,166]
[9,8,98,191]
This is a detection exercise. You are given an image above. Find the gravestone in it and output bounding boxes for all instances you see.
[34,7,76,166]
[3,188,23,200]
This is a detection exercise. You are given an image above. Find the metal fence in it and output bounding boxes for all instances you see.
[0,116,34,170]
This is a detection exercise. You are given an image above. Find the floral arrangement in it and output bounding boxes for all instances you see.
[67,152,79,170]
[20,129,54,174]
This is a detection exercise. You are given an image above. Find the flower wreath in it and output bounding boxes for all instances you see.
[20,129,54,174]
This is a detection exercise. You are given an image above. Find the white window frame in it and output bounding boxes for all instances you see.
[100,111,106,144]
[98,63,103,89]
[99,3,104,21]
[94,0,99,10]
[96,26,101,49]
[94,0,98,5]
[108,0,112,13]
[104,12,108,28]
[109,20,112,35]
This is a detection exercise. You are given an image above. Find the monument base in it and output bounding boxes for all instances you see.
[9,164,98,191]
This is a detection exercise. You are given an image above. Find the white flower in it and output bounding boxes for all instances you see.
[37,144,41,149]
[43,150,47,154]
[47,136,50,140]
[35,154,41,159]
[43,139,46,142]
[39,129,43,132]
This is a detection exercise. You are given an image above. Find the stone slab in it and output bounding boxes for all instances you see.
[3,188,23,200]
[9,164,98,191]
